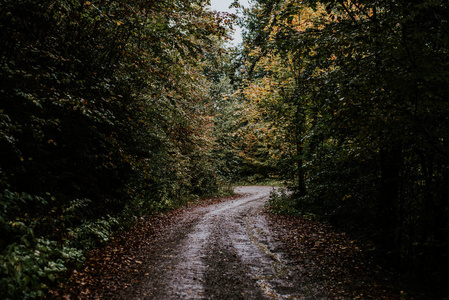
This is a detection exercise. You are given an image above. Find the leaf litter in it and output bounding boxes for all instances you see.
[263,211,404,299]
[49,192,404,299]
[48,194,241,299]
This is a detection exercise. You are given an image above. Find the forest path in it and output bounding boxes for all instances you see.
[54,186,401,299]
[123,186,301,299]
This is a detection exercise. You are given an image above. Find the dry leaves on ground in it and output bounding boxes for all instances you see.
[48,195,241,299]
[264,212,405,299]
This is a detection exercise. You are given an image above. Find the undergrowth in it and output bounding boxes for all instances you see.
[0,183,233,299]
[0,190,128,299]
[265,188,298,215]
[265,188,319,223]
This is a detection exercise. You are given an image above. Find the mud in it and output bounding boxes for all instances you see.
[117,186,307,299]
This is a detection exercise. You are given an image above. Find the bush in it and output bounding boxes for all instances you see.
[66,216,122,250]
[0,236,84,300]
[265,188,299,215]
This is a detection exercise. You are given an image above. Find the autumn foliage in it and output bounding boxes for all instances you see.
[0,0,232,298]
[235,0,449,297]
[2,0,449,298]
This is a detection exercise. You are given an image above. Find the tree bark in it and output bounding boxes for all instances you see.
[377,145,402,257]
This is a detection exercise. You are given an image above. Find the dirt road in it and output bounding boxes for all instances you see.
[124,186,300,299]
[55,186,401,299]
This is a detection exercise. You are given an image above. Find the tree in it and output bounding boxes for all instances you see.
[240,0,449,294]
[0,0,231,297]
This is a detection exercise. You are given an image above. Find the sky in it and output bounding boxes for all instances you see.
[209,0,250,46]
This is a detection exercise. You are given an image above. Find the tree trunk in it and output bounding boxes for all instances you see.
[294,105,307,200]
[377,145,402,258]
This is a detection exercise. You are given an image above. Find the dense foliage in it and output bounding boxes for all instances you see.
[2,0,449,298]
[0,0,232,298]
[235,0,449,297]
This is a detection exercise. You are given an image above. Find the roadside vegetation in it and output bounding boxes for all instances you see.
[0,1,233,298]
[238,1,449,298]
[1,0,448,299]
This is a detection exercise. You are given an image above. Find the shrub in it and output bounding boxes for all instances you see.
[0,237,84,299]
[266,188,299,215]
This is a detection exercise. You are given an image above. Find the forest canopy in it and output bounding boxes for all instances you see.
[233,0,449,296]
[1,0,449,298]
[0,0,233,297]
